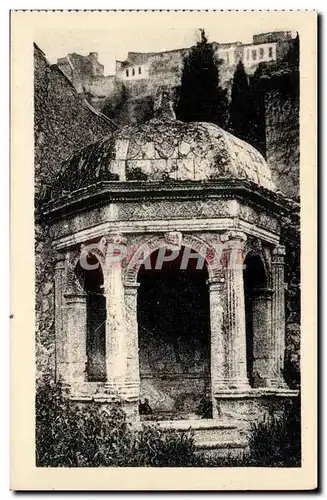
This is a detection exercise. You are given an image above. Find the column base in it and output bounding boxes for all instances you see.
[257,378,290,390]
[252,366,290,390]
[103,380,140,400]
[212,377,251,394]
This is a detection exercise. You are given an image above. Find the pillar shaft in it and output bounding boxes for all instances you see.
[124,283,141,398]
[103,234,128,390]
[252,288,274,387]
[271,245,288,388]
[225,246,249,389]
[208,277,226,395]
[54,256,66,381]
[211,231,250,393]
[63,293,87,384]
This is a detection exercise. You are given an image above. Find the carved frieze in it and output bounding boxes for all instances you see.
[117,199,235,221]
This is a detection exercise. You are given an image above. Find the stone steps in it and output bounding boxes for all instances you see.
[156,418,248,459]
[194,440,248,460]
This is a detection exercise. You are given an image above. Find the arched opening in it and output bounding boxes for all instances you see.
[75,255,106,382]
[137,246,211,420]
[243,254,269,387]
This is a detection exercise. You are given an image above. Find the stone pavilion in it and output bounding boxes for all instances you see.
[43,92,297,452]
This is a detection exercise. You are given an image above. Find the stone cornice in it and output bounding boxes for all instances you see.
[42,179,290,222]
[52,218,280,250]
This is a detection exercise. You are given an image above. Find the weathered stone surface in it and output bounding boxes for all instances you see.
[103,235,128,387]
[50,118,276,196]
[35,41,299,428]
[34,43,114,382]
[271,245,288,388]
[251,289,274,387]
[265,88,299,199]
[63,293,87,384]
[34,44,115,205]
[35,222,56,382]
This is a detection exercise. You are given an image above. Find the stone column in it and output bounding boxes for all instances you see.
[103,234,128,392]
[220,231,250,391]
[271,244,288,388]
[54,255,66,382]
[208,276,226,396]
[124,283,141,399]
[208,275,229,417]
[63,292,87,385]
[252,287,274,387]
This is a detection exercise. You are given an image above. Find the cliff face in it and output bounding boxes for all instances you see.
[34,44,115,204]
[265,87,299,199]
[34,44,115,380]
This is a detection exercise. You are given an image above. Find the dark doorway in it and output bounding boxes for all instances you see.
[137,246,211,420]
[75,255,106,381]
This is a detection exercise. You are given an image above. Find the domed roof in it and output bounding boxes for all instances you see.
[53,106,276,198]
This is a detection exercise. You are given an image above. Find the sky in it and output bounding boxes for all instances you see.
[35,21,297,76]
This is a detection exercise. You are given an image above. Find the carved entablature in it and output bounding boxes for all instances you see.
[238,204,279,235]
[117,199,237,221]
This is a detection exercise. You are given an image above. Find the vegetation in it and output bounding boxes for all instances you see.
[176,29,228,127]
[228,60,260,150]
[36,378,196,467]
[246,397,301,467]
[36,379,301,468]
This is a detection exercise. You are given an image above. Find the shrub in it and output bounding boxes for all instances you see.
[36,378,301,467]
[188,397,301,468]
[245,397,301,467]
[35,378,195,467]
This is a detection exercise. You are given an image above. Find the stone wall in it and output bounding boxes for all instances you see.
[281,204,300,389]
[216,394,298,437]
[34,44,115,203]
[87,75,116,110]
[265,88,299,199]
[34,44,115,380]
[258,67,300,389]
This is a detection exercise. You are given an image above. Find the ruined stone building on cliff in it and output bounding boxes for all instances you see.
[56,30,294,111]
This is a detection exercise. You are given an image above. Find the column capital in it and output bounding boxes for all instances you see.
[55,253,66,270]
[272,244,286,257]
[101,233,127,246]
[220,230,247,245]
